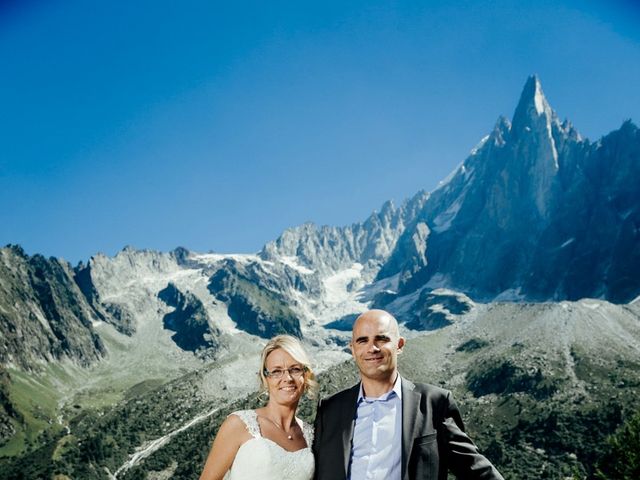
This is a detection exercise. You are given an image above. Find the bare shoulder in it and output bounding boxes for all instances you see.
[199,412,252,480]
[218,412,252,440]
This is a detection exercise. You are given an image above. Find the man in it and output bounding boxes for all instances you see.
[313,309,504,480]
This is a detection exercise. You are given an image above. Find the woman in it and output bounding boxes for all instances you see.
[199,335,317,480]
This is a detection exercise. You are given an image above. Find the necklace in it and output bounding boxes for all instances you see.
[259,415,295,440]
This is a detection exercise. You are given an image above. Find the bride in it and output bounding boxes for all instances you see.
[199,335,317,480]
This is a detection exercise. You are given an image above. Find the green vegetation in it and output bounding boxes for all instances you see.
[0,367,64,456]
[466,356,559,400]
[596,411,640,479]
[0,360,359,480]
[2,303,640,479]
[1,346,639,480]
[456,345,640,479]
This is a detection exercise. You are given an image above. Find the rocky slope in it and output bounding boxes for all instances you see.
[3,299,637,479]
[0,245,105,369]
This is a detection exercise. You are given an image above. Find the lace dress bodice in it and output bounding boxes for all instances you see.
[224,410,315,480]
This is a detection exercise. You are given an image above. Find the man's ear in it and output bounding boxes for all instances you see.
[397,337,405,353]
[349,341,355,357]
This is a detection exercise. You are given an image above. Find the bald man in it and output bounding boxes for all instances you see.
[313,309,503,480]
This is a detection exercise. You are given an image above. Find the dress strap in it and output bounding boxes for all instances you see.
[230,410,261,438]
[300,419,314,447]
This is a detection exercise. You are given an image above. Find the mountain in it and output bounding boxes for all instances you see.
[0,75,638,478]
[377,75,640,304]
[260,191,430,276]
[0,245,105,370]
[0,193,427,454]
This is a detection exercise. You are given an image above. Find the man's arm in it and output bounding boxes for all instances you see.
[441,391,505,480]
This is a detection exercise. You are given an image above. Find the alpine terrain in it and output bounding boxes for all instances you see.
[0,76,639,479]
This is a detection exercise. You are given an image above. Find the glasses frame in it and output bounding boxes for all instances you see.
[263,365,308,380]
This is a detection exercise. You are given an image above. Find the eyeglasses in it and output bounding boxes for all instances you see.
[264,366,307,379]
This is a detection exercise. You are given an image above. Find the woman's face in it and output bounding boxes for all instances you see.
[264,348,306,406]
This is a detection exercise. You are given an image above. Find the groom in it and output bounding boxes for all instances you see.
[313,309,504,480]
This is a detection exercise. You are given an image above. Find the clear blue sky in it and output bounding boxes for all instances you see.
[1,0,639,264]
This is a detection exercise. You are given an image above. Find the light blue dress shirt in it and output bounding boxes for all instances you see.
[348,374,403,480]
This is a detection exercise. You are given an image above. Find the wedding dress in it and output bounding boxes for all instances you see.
[224,410,315,480]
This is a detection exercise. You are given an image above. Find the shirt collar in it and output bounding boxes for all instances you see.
[357,373,402,402]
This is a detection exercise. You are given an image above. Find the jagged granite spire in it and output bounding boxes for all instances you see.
[511,75,556,133]
[376,75,639,303]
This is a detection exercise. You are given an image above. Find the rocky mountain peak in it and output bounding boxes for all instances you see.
[489,115,511,147]
[259,192,429,277]
[375,76,639,304]
[511,75,555,131]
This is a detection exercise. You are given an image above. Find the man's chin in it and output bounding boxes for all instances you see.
[359,366,392,380]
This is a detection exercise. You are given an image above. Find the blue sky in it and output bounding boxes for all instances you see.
[1,0,639,264]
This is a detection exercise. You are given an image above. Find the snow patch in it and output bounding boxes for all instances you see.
[581,301,600,310]
[279,256,314,275]
[534,85,546,115]
[620,208,634,220]
[493,288,526,302]
[560,238,575,249]
[470,135,489,155]
[545,118,559,168]
[323,263,363,301]
[190,253,259,264]
[316,263,369,325]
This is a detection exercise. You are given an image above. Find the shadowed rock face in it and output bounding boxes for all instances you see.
[404,289,473,330]
[0,245,105,370]
[158,283,220,353]
[377,77,640,304]
[0,367,18,445]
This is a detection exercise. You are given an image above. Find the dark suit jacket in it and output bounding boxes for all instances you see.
[313,377,504,480]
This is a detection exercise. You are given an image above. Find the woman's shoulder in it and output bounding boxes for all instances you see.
[227,410,260,437]
[228,409,257,422]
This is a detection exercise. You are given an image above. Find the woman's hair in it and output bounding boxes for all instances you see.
[258,335,318,399]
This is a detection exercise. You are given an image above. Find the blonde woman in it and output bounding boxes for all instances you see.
[199,335,317,480]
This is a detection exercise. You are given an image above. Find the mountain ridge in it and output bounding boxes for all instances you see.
[376,77,639,304]
[1,76,638,476]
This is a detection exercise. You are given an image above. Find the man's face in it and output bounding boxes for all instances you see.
[350,311,405,383]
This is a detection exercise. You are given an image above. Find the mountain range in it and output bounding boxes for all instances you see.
[0,75,639,479]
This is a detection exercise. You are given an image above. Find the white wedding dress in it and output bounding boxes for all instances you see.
[224,410,315,480]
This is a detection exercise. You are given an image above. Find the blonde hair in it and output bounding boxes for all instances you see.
[259,335,318,399]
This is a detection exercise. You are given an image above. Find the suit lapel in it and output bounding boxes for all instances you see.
[401,377,422,480]
[340,383,360,477]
